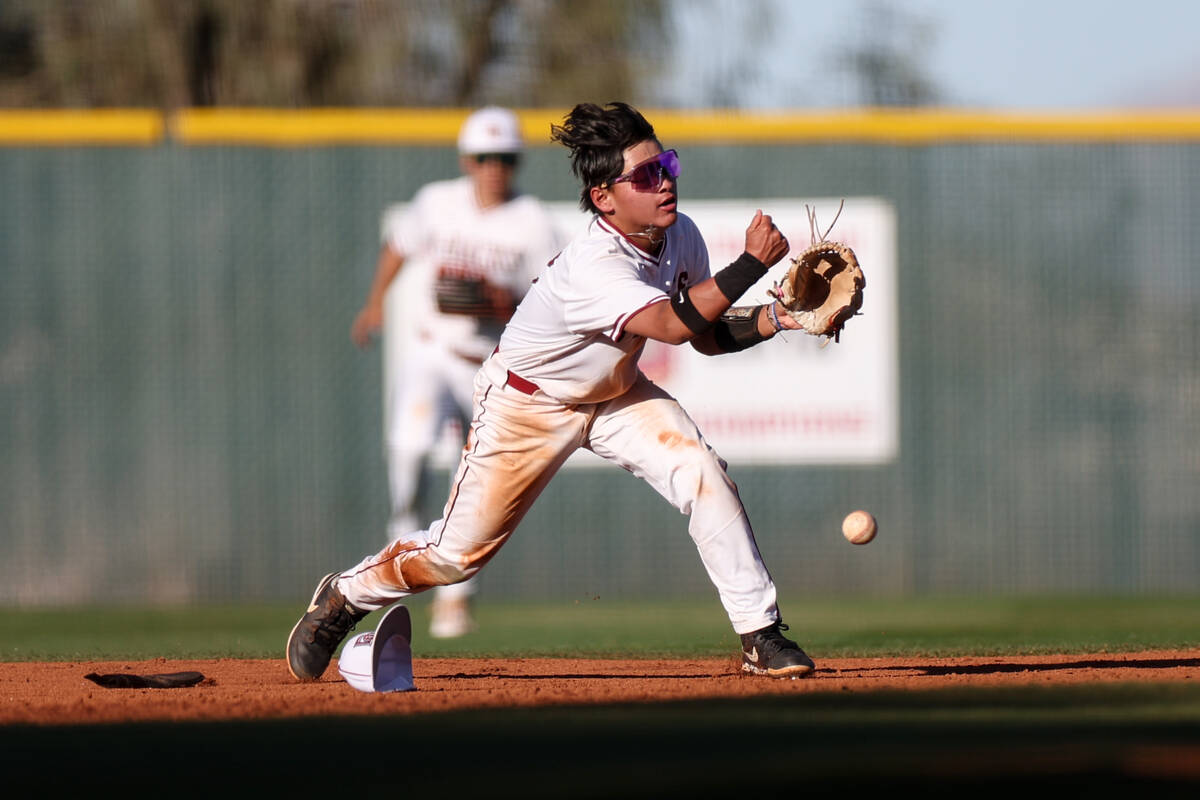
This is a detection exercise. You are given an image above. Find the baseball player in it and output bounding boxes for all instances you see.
[349,106,563,638]
[290,102,815,680]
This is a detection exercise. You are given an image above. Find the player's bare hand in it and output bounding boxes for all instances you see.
[351,303,383,349]
[743,210,789,268]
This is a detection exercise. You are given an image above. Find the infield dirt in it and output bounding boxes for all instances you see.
[3,649,1198,725]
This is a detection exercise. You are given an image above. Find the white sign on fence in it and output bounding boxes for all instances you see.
[390,197,898,468]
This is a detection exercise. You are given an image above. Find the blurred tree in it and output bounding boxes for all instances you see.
[0,0,670,108]
[843,0,941,107]
[662,0,784,109]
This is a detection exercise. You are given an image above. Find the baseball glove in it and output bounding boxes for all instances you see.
[434,271,507,317]
[770,202,865,343]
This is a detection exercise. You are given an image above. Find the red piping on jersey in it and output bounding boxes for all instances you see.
[596,216,661,266]
[612,295,669,341]
[595,215,669,339]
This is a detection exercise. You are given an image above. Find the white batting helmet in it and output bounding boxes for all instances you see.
[457,106,523,155]
[337,604,415,693]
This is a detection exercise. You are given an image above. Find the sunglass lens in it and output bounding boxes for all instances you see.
[661,150,680,178]
[629,151,679,191]
[475,153,518,166]
[628,164,657,191]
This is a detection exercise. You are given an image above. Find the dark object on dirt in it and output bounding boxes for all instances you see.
[84,671,205,689]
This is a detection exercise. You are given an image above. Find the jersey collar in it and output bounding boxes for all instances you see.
[595,215,663,267]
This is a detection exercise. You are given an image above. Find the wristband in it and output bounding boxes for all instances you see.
[713,252,768,302]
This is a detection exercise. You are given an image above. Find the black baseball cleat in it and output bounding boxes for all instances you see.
[286,572,368,681]
[740,621,815,678]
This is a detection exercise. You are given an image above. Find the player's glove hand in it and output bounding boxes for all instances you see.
[769,203,865,343]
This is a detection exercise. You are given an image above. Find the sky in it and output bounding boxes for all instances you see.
[669,0,1200,110]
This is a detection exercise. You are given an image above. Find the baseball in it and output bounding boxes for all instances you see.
[842,510,877,545]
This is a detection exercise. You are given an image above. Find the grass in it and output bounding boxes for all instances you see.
[1,594,1198,661]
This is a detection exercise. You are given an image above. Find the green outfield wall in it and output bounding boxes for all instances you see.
[2,110,1198,604]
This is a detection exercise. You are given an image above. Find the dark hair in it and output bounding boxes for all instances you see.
[550,102,658,213]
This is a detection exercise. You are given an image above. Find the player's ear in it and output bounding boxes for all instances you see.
[590,185,615,214]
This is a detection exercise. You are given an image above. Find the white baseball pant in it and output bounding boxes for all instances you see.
[340,354,781,635]
[384,339,481,602]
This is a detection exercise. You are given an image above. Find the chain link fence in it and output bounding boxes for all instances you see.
[2,130,1198,604]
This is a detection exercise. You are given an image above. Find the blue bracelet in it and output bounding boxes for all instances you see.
[766,302,784,332]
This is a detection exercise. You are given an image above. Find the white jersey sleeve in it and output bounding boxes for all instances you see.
[559,248,667,341]
[383,184,434,257]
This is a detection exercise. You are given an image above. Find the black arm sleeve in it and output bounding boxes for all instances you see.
[713,252,768,301]
[711,306,769,353]
[669,284,713,336]
[674,252,769,337]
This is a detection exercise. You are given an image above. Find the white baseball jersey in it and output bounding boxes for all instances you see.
[498,212,710,404]
[386,176,562,363]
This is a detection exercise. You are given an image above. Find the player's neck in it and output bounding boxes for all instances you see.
[603,209,668,254]
[475,185,513,210]
[620,224,666,254]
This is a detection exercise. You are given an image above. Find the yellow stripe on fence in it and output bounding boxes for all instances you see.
[648,109,1200,143]
[166,108,1200,145]
[5,108,1200,146]
[0,110,163,145]
[171,108,475,145]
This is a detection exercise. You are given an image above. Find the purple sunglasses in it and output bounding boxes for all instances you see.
[602,149,680,193]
